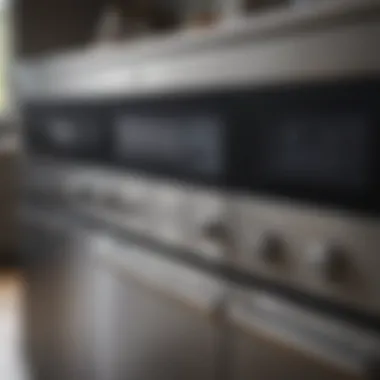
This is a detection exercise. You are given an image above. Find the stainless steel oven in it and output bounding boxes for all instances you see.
[18,4,380,379]
[19,159,226,380]
[19,112,228,380]
[20,79,380,380]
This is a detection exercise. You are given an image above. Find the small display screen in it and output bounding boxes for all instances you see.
[114,114,223,177]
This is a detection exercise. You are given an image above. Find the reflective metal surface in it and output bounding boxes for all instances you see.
[16,0,380,100]
[19,202,225,380]
[20,154,380,380]
[89,234,223,380]
[18,5,380,376]
[22,160,228,261]
[229,194,380,316]
[231,318,363,380]
[21,159,380,316]
[230,287,380,377]
[20,210,97,380]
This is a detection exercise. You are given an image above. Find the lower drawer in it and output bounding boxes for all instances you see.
[229,288,380,380]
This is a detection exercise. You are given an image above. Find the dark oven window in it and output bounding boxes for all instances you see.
[24,105,109,162]
[231,81,380,213]
[22,81,380,214]
[112,109,224,182]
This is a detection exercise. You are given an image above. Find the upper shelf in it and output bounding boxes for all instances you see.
[16,0,380,101]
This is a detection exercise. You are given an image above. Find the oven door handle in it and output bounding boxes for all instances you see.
[88,234,225,319]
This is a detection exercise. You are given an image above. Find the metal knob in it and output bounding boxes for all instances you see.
[307,243,348,282]
[257,232,285,265]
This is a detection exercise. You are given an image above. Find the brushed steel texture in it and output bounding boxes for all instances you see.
[16,0,380,100]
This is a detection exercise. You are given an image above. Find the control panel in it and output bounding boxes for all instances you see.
[23,160,380,316]
[229,194,380,316]
[23,161,227,261]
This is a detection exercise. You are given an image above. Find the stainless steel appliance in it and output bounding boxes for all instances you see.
[17,2,380,380]
[19,137,226,380]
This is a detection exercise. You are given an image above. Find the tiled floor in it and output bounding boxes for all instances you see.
[0,273,29,380]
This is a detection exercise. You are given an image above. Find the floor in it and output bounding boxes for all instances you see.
[0,272,29,380]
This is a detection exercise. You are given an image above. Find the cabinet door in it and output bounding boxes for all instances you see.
[21,215,72,377]
[91,235,223,380]
[230,289,380,380]
[20,213,97,380]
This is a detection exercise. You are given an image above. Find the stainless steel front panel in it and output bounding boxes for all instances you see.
[88,234,224,380]
[229,194,380,316]
[20,205,226,380]
[16,0,380,100]
[20,200,380,380]
[231,321,362,380]
[229,287,380,378]
[20,154,380,380]
[22,159,380,315]
[23,160,228,262]
[90,235,224,311]
[20,211,97,380]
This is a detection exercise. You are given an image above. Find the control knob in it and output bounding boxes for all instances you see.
[202,219,229,244]
[307,243,348,282]
[256,232,285,265]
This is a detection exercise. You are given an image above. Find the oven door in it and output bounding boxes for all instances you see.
[229,288,380,380]
[89,234,224,380]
